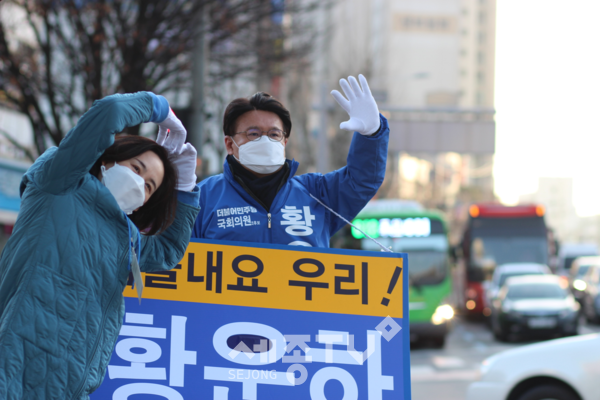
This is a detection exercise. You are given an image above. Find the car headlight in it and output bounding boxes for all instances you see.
[431,304,454,325]
[573,279,587,291]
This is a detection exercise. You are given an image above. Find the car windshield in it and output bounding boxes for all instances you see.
[575,265,591,278]
[470,236,548,266]
[499,271,544,287]
[360,235,448,286]
[506,283,567,300]
[405,250,448,285]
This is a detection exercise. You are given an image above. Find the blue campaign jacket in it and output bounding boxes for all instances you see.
[192,115,389,247]
[0,92,200,399]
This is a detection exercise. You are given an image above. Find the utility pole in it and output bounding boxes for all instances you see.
[315,2,331,174]
[189,3,207,160]
[316,82,330,173]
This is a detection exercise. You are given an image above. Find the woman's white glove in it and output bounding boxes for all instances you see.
[169,143,198,192]
[156,110,198,192]
[157,109,186,154]
[331,74,381,136]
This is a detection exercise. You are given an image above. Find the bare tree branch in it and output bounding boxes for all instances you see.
[0,128,36,162]
[0,0,320,151]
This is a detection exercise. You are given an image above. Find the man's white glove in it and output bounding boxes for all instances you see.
[156,110,198,192]
[331,74,381,136]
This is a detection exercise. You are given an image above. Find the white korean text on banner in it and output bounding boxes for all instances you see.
[91,239,411,399]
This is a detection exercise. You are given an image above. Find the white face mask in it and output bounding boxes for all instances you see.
[232,135,285,174]
[101,163,146,214]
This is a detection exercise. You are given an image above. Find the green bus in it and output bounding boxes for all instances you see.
[333,199,455,347]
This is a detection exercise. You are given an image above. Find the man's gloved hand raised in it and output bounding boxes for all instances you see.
[156,109,197,192]
[331,74,381,136]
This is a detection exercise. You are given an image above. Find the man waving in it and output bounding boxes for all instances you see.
[192,74,389,247]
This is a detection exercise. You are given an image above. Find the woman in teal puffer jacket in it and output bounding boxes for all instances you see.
[0,92,200,399]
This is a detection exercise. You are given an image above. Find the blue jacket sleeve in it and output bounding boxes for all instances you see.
[296,114,389,235]
[35,92,167,195]
[191,182,206,238]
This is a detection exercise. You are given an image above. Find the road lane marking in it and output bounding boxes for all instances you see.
[411,366,480,382]
[432,356,466,368]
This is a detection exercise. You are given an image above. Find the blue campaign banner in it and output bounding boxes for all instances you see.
[91,240,411,399]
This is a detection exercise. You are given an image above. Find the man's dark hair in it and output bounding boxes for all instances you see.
[223,92,292,138]
[90,135,178,235]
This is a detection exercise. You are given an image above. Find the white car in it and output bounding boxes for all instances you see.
[467,333,600,400]
[483,263,552,312]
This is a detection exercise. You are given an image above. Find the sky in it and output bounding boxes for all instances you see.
[493,0,600,216]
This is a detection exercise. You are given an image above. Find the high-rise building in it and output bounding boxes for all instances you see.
[309,0,497,215]
[519,178,576,241]
[460,0,496,109]
[518,177,600,246]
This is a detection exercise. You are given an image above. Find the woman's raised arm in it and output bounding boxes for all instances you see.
[36,92,169,195]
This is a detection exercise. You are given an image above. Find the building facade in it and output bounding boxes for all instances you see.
[519,177,600,248]
[308,0,497,219]
[0,107,34,249]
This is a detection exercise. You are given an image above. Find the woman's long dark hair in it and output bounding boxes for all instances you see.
[90,135,178,235]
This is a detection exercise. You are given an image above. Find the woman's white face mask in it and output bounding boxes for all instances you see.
[101,163,146,214]
[233,135,285,174]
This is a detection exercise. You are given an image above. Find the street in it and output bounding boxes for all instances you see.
[2,1,600,398]
[410,315,600,400]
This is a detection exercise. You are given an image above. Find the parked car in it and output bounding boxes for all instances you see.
[467,333,600,400]
[557,243,598,274]
[569,256,600,304]
[490,275,579,341]
[580,264,600,323]
[483,263,552,313]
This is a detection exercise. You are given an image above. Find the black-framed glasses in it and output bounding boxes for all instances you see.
[235,128,286,142]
